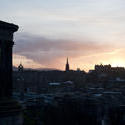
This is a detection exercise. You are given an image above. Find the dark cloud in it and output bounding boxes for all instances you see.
[14,32,117,67]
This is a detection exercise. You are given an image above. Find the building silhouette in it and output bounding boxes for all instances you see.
[95,64,111,72]
[95,64,125,73]
[18,63,24,72]
[65,58,70,71]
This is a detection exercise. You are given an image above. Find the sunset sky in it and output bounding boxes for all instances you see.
[1,0,125,71]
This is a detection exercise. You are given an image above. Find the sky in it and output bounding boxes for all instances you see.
[0,0,125,71]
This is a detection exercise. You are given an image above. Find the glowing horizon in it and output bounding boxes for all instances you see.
[13,52,125,72]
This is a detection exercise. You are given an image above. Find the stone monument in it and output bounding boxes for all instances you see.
[0,21,23,125]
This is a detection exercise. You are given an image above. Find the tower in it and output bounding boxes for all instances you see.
[65,57,70,71]
[18,63,24,72]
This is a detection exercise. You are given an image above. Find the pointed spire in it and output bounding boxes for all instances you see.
[65,57,70,71]
[67,57,69,64]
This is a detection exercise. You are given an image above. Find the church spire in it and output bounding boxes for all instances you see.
[65,57,70,71]
[67,57,69,64]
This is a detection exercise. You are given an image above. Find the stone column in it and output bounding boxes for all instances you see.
[0,21,23,125]
[0,21,18,98]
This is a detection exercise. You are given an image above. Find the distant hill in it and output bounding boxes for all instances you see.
[13,66,62,71]
[35,68,62,71]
